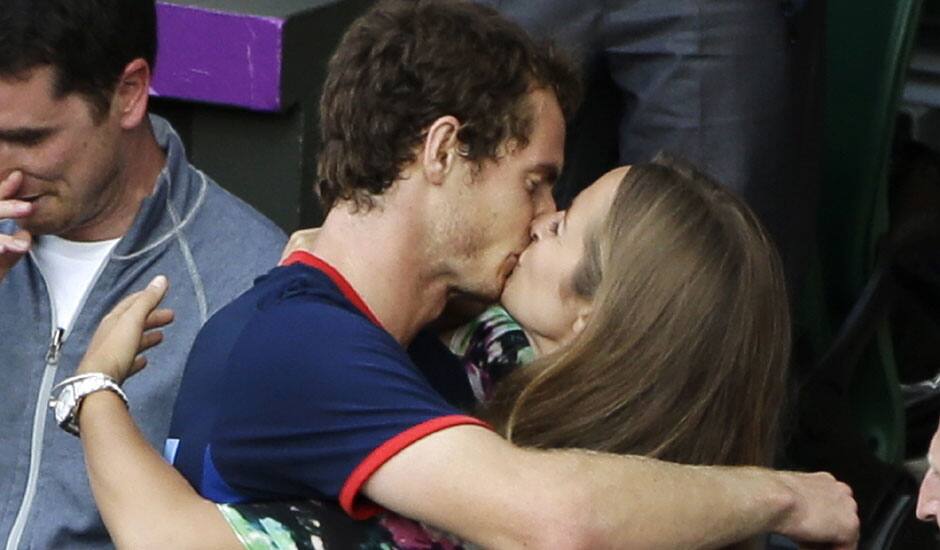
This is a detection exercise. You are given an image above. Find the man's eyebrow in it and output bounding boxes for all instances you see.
[531,162,561,184]
[0,127,56,144]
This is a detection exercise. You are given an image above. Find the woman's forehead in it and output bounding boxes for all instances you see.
[570,169,623,221]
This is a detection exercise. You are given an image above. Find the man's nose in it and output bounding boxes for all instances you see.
[0,145,22,179]
[0,145,11,173]
[532,184,556,219]
[916,471,940,525]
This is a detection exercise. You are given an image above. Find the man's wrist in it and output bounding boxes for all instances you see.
[705,464,799,535]
[760,470,801,533]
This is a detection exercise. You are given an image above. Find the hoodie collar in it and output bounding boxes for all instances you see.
[110,114,208,260]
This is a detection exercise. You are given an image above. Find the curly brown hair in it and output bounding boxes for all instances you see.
[316,0,581,212]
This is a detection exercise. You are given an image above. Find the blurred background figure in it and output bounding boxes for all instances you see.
[475,0,822,294]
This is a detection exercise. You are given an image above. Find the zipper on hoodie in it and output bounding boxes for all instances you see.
[5,253,110,550]
[5,327,62,550]
[44,329,64,365]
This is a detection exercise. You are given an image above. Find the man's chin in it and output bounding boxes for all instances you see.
[476,285,503,303]
[14,215,66,237]
[461,279,502,304]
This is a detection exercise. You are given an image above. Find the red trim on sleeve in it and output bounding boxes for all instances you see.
[339,415,492,520]
[281,251,384,329]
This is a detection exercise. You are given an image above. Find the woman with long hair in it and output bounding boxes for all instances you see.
[65,154,790,549]
[490,154,789,469]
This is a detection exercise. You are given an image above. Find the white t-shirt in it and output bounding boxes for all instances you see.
[31,235,121,331]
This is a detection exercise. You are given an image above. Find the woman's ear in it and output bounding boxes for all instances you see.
[571,303,592,336]
[421,116,461,185]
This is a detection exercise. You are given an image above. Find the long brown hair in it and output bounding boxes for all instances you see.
[485,154,790,471]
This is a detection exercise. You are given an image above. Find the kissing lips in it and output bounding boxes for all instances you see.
[502,253,520,280]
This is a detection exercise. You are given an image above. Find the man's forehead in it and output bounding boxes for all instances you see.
[0,64,58,94]
[0,69,55,109]
[0,67,86,129]
[931,426,940,456]
[928,425,940,471]
[515,130,564,176]
[492,138,563,178]
[495,89,565,169]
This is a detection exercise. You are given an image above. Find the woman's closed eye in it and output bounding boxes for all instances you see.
[553,209,568,236]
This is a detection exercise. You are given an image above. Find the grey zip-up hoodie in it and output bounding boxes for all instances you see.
[0,116,287,549]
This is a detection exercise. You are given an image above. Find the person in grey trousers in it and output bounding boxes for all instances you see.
[0,1,286,547]
[478,0,821,291]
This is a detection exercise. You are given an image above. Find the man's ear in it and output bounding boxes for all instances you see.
[112,58,152,130]
[421,115,461,185]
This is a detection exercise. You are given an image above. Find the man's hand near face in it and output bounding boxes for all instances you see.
[0,170,34,281]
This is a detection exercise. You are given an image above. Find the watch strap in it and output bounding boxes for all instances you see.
[49,373,128,436]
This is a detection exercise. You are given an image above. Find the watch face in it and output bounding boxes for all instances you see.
[54,385,76,423]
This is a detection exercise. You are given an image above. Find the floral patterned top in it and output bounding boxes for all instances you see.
[217,306,533,549]
[447,305,536,404]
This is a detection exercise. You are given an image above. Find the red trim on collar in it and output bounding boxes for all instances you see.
[281,251,384,329]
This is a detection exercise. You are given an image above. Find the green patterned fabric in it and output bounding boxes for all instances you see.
[447,305,535,403]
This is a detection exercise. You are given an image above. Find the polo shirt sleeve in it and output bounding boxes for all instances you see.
[208,297,489,519]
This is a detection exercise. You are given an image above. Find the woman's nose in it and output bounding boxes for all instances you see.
[530,210,561,241]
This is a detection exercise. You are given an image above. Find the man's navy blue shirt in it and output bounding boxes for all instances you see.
[165,252,486,518]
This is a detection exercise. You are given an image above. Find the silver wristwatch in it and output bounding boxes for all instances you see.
[48,373,128,436]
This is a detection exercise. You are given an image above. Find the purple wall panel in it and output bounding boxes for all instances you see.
[151,3,286,111]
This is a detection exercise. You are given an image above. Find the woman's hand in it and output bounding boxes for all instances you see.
[76,275,174,384]
[75,275,241,550]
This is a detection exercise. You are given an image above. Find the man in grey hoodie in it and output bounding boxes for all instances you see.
[0,1,286,548]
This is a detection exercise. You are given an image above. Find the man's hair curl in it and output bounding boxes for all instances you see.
[316,0,581,212]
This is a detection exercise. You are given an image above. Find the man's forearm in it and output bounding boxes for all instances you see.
[365,426,858,550]
[552,451,793,548]
[510,447,856,549]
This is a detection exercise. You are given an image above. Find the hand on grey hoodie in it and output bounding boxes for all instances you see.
[76,275,174,384]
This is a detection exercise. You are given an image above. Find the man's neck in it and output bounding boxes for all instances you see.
[309,202,452,345]
[63,119,166,241]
